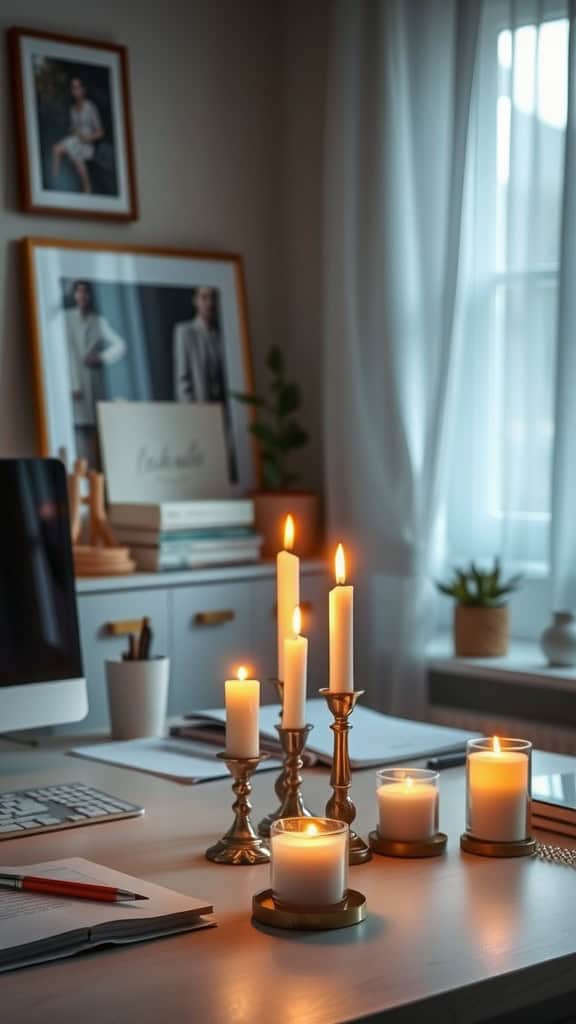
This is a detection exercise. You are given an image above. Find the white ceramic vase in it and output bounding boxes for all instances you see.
[540,612,576,668]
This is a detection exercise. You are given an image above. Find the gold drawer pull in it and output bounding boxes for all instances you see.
[106,618,146,637]
[272,600,312,619]
[194,610,236,627]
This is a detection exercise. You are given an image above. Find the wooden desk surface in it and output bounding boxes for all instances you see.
[1,747,575,1024]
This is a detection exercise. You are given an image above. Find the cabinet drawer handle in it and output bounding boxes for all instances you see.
[106,618,146,637]
[194,610,236,627]
[272,600,313,619]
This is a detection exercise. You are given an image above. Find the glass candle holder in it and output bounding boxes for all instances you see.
[270,817,348,909]
[466,737,532,842]
[376,768,439,841]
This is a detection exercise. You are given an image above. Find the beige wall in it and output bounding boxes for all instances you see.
[276,0,331,490]
[0,0,330,489]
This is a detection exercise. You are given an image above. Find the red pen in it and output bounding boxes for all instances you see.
[0,872,148,902]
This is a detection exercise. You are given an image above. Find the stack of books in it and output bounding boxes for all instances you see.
[532,771,576,838]
[110,499,262,572]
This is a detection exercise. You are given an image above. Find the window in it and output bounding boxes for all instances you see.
[446,3,569,572]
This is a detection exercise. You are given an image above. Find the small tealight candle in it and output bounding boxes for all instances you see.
[376,769,439,841]
[270,818,348,908]
[225,666,260,758]
[466,736,531,842]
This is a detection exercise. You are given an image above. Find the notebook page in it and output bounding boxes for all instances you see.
[0,858,213,954]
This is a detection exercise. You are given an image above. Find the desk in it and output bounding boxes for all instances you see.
[1,746,575,1024]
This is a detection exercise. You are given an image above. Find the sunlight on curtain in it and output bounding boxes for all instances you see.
[446,2,568,573]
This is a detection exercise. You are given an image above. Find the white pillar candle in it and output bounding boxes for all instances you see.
[277,515,300,682]
[225,666,260,758]
[329,543,353,692]
[467,738,529,842]
[377,776,438,841]
[282,606,308,729]
[271,819,348,907]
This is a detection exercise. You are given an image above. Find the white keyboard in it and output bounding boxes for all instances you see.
[0,782,144,840]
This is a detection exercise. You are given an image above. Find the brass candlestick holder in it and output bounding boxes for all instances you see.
[268,678,286,803]
[319,688,372,864]
[206,752,270,865]
[258,724,315,837]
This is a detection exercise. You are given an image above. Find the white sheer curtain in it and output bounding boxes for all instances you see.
[323,0,481,714]
[446,0,570,579]
[552,0,576,611]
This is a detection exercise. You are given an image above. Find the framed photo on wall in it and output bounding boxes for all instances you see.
[8,28,138,220]
[23,238,257,495]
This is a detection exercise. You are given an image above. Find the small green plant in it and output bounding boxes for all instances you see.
[231,345,309,490]
[436,559,522,608]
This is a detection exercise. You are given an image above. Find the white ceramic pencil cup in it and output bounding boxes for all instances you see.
[105,657,170,740]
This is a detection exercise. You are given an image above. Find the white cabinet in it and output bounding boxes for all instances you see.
[73,561,328,733]
[169,581,254,713]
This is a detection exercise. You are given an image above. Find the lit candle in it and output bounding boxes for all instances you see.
[271,818,348,908]
[225,666,260,758]
[277,515,300,682]
[377,770,439,841]
[329,543,353,692]
[467,736,530,842]
[282,606,308,729]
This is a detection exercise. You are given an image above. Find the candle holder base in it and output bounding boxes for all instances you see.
[206,752,270,866]
[369,829,447,858]
[349,831,373,864]
[258,724,315,838]
[460,833,537,858]
[252,888,367,931]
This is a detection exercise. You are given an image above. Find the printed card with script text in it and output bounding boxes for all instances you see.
[97,402,231,502]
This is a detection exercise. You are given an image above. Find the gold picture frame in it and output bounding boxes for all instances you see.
[23,237,257,494]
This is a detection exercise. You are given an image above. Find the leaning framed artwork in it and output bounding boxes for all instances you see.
[23,239,257,495]
[8,27,138,220]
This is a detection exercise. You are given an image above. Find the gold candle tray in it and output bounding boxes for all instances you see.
[369,829,447,858]
[460,833,537,858]
[252,888,367,931]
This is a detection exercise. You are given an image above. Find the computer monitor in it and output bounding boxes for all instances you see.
[0,458,87,732]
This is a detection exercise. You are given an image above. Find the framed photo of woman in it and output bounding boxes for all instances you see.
[23,238,257,494]
[8,27,138,220]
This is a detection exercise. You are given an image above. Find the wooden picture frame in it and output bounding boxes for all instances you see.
[23,238,257,495]
[8,27,138,220]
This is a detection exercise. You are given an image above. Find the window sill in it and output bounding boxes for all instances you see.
[427,634,576,690]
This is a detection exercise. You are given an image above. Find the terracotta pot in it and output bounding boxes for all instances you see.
[253,491,319,558]
[453,605,509,657]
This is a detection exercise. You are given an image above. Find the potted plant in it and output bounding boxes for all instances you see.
[436,560,522,657]
[232,345,318,556]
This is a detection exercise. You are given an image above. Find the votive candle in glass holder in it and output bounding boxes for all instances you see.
[376,768,439,841]
[270,818,348,909]
[466,737,532,842]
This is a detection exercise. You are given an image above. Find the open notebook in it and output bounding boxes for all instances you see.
[70,737,280,783]
[172,699,476,769]
[0,858,214,972]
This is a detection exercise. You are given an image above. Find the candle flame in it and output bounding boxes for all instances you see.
[284,514,295,551]
[292,605,302,637]
[304,823,319,835]
[236,666,248,681]
[492,735,501,754]
[406,776,414,788]
[335,543,346,585]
